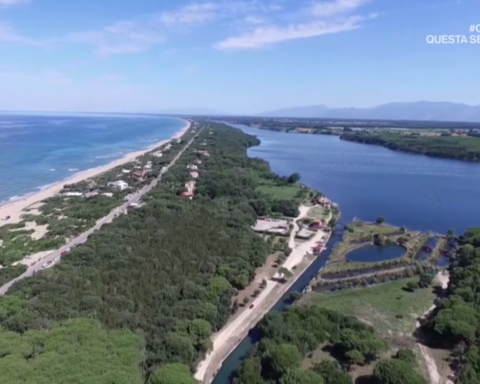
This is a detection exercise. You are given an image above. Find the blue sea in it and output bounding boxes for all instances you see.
[0,113,186,203]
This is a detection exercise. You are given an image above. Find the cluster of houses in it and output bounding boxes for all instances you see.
[196,149,210,157]
[181,161,202,199]
[317,196,338,208]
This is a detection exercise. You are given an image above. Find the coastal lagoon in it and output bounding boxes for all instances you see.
[231,125,480,234]
[0,113,185,203]
[212,124,480,384]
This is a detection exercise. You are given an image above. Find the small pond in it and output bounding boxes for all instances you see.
[417,236,439,261]
[345,244,405,263]
[437,255,450,268]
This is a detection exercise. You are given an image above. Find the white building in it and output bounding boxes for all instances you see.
[186,164,198,170]
[108,180,129,191]
[152,151,163,157]
[62,192,83,197]
[185,181,196,192]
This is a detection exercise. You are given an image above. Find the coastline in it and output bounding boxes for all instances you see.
[0,119,191,228]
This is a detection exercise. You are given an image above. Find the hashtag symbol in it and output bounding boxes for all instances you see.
[470,25,476,32]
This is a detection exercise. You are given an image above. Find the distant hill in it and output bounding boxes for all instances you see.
[260,102,480,122]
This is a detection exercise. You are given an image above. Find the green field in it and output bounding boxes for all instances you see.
[301,278,436,339]
[307,206,330,221]
[256,182,303,200]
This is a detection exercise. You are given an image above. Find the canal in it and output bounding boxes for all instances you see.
[212,226,343,383]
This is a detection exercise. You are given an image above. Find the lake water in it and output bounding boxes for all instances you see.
[212,125,480,383]
[232,125,480,234]
[345,244,405,262]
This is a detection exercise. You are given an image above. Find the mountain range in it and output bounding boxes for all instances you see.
[259,102,480,123]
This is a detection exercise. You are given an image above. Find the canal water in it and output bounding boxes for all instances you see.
[212,226,343,384]
[212,125,480,383]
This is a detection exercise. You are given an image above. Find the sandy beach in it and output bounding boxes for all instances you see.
[0,119,191,229]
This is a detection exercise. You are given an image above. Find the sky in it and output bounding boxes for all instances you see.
[0,0,479,114]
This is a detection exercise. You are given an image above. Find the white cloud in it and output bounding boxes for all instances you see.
[0,69,72,84]
[60,3,226,56]
[310,0,368,17]
[215,16,364,49]
[243,15,266,24]
[215,0,374,50]
[157,3,219,27]
[0,0,31,6]
[64,19,165,56]
[57,1,276,56]
[0,22,40,44]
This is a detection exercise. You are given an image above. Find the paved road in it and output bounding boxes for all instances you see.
[0,131,199,296]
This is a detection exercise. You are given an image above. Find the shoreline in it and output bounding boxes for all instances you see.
[195,205,335,383]
[0,119,191,228]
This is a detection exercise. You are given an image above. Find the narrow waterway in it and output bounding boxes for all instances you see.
[212,226,343,384]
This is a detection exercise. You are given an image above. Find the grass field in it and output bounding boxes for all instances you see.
[307,206,330,221]
[346,220,402,240]
[256,181,303,200]
[301,278,436,340]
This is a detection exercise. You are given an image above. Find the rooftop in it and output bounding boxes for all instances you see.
[252,218,289,234]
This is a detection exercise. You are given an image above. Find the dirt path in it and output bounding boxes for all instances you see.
[415,271,451,384]
[194,205,330,383]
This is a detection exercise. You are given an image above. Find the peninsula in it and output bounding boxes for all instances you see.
[223,116,480,163]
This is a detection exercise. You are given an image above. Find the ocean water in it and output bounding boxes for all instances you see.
[0,113,186,203]
[231,124,480,234]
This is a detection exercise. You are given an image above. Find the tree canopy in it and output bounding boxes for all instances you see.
[340,132,480,162]
[421,227,480,383]
[235,305,387,383]
[0,123,309,382]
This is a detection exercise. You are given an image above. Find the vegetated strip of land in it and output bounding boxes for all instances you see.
[420,227,480,383]
[0,122,322,384]
[234,275,440,384]
[0,125,199,296]
[0,121,193,277]
[196,203,337,383]
[340,132,480,162]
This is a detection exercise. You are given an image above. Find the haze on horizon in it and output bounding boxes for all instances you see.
[0,0,479,114]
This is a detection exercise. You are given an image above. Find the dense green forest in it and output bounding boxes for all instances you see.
[0,123,311,383]
[234,305,426,384]
[340,133,480,162]
[421,227,480,383]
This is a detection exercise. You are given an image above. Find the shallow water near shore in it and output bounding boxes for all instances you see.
[0,113,185,203]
